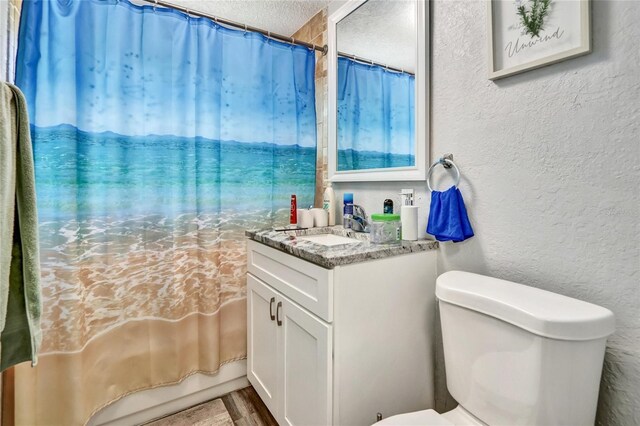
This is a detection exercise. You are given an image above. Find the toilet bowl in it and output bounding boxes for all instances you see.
[377,271,615,426]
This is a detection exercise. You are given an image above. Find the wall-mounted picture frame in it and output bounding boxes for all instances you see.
[488,0,591,80]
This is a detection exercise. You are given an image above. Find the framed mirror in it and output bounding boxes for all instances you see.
[328,0,428,182]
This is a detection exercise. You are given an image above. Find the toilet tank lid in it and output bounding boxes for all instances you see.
[436,271,615,341]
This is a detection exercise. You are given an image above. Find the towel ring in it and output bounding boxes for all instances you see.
[427,158,460,192]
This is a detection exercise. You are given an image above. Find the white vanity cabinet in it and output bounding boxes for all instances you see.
[247,239,437,426]
[248,274,332,426]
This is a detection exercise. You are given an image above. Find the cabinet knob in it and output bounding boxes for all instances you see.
[269,297,276,321]
[276,301,283,326]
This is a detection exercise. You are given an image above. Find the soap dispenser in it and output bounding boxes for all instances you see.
[400,189,419,240]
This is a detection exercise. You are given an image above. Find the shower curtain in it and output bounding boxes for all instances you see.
[337,56,414,171]
[13,0,316,424]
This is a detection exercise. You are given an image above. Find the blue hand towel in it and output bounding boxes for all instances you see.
[427,186,474,242]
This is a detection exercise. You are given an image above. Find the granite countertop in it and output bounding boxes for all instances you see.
[245,226,439,269]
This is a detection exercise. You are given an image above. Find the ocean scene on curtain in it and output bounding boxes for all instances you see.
[14,0,316,423]
[337,56,415,171]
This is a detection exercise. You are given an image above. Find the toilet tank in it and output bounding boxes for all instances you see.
[436,271,615,426]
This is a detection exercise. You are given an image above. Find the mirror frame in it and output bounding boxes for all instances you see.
[328,0,429,182]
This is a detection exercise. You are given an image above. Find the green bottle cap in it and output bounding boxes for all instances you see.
[371,213,401,222]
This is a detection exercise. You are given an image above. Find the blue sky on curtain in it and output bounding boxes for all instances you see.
[13,0,316,423]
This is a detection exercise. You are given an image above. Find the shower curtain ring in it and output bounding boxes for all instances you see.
[153,0,157,12]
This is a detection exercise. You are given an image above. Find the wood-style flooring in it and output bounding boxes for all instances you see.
[146,386,277,426]
[221,386,278,426]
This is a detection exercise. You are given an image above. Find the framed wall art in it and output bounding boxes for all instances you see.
[488,0,591,80]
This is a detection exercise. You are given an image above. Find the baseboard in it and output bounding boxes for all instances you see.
[89,360,248,426]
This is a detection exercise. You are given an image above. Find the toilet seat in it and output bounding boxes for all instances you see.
[376,406,487,426]
[376,409,453,426]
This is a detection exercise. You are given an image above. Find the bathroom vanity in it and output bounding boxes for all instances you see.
[245,227,438,425]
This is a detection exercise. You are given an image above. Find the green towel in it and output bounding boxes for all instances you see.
[0,82,42,371]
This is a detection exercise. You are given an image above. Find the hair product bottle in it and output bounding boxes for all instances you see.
[290,194,297,227]
[322,184,336,226]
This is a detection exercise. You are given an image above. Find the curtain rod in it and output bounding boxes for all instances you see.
[137,0,328,55]
[338,51,414,76]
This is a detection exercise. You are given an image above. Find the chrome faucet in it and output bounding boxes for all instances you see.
[344,204,370,232]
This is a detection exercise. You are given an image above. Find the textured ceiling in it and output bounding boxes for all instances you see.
[337,0,416,73]
[167,0,331,36]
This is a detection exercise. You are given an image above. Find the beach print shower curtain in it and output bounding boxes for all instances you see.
[13,0,316,424]
[337,56,414,171]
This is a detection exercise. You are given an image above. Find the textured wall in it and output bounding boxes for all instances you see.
[330,0,640,424]
[170,0,331,37]
[430,2,639,424]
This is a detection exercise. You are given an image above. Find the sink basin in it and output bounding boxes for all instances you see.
[297,234,360,247]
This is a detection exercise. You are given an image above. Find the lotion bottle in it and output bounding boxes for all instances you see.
[322,184,336,226]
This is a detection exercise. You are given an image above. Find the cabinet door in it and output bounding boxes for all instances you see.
[278,297,332,426]
[247,274,279,417]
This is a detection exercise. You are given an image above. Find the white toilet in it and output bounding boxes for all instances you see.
[379,271,615,426]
